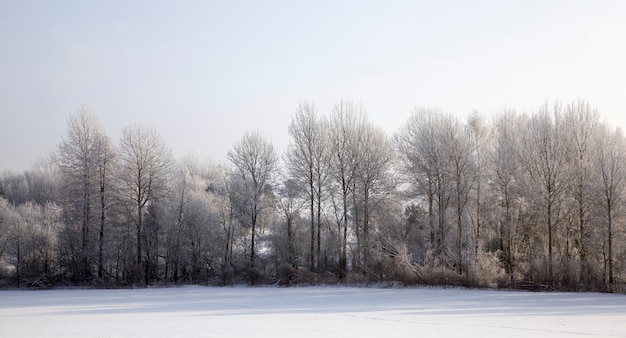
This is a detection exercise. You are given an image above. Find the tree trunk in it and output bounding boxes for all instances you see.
[341,184,349,278]
[316,180,322,271]
[16,239,21,289]
[137,202,143,285]
[363,186,370,269]
[505,190,512,280]
[98,190,105,279]
[457,180,463,275]
[82,185,91,279]
[352,182,361,271]
[607,200,613,292]
[578,175,587,285]
[287,215,295,267]
[547,198,553,281]
[310,173,315,270]
[428,179,435,248]
[475,179,481,256]
[250,210,257,266]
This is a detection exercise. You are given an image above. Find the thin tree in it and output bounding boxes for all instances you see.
[208,166,239,280]
[227,130,278,267]
[56,106,112,280]
[326,100,363,277]
[118,124,174,284]
[355,122,395,269]
[442,116,474,275]
[94,125,116,279]
[395,108,452,256]
[490,110,520,280]
[593,124,625,291]
[518,102,569,281]
[565,101,598,285]
[466,111,489,255]
[285,102,326,270]
[277,178,302,268]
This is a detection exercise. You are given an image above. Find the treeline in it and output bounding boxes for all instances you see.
[0,100,624,292]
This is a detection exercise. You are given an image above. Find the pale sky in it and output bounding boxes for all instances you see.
[1,1,625,170]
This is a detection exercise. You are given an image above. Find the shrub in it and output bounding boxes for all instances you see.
[276,263,296,286]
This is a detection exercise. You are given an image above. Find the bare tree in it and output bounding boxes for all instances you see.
[161,156,219,284]
[0,171,30,205]
[227,130,278,268]
[26,158,60,205]
[56,106,113,280]
[430,114,475,275]
[593,124,625,291]
[164,156,198,282]
[490,110,521,280]
[466,111,490,255]
[0,198,8,261]
[326,100,363,277]
[95,135,117,280]
[277,178,303,268]
[0,198,21,286]
[354,122,395,269]
[518,102,569,281]
[206,165,240,282]
[395,108,452,256]
[285,102,327,270]
[564,101,599,285]
[3,201,60,288]
[118,124,174,284]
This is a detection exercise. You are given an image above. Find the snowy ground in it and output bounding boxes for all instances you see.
[1,286,625,337]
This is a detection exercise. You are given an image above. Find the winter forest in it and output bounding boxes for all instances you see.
[1,100,624,293]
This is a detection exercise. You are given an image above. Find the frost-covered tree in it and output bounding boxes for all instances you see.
[326,100,364,277]
[3,201,60,288]
[490,110,522,280]
[517,102,570,281]
[228,130,279,268]
[564,101,599,285]
[161,156,219,284]
[593,124,626,291]
[395,108,453,257]
[276,178,303,269]
[56,106,114,280]
[466,111,490,254]
[118,124,174,284]
[354,122,395,269]
[285,102,327,270]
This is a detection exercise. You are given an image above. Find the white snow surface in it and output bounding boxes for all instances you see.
[2,286,625,337]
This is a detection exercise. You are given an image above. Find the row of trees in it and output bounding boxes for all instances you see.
[0,101,624,292]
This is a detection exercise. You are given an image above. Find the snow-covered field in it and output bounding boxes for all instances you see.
[1,286,625,337]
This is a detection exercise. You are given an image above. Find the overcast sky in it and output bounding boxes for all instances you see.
[2,1,625,170]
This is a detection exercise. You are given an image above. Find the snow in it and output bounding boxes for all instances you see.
[1,286,625,337]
